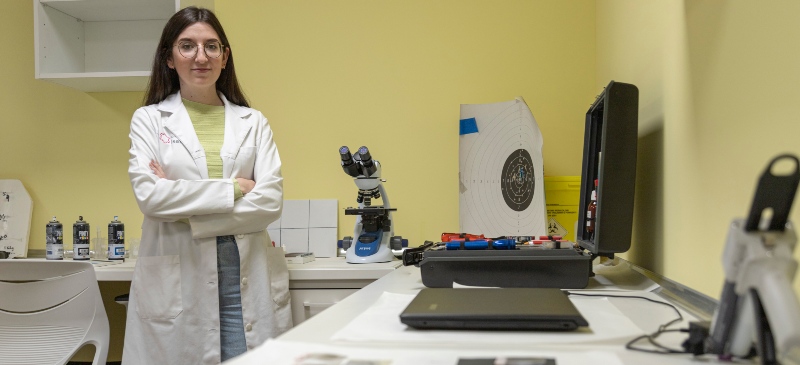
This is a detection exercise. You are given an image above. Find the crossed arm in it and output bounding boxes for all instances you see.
[148,160,255,194]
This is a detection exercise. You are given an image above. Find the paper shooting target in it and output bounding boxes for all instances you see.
[501,149,535,212]
[459,97,546,237]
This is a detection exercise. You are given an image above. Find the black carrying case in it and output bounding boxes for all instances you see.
[418,249,592,289]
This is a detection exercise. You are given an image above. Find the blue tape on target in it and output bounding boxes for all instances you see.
[459,118,478,135]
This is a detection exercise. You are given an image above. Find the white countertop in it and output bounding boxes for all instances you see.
[287,257,402,281]
[90,256,402,282]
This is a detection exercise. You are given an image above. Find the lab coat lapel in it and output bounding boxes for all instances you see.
[221,94,253,178]
[159,92,209,179]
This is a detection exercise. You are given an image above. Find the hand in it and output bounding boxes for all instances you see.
[236,178,255,195]
[149,160,166,179]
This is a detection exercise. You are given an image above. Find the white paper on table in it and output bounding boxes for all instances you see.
[459,97,546,238]
[564,290,698,335]
[226,338,624,365]
[585,274,661,293]
[331,292,643,345]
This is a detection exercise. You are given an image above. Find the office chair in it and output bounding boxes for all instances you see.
[0,261,110,365]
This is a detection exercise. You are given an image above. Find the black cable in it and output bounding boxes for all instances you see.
[566,292,690,355]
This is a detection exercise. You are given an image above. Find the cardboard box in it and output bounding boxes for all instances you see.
[544,176,582,242]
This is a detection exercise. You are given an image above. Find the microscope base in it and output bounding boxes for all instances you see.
[345,244,395,264]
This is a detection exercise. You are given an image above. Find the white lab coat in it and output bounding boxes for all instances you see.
[122,91,292,365]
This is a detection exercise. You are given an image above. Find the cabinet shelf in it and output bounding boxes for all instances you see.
[40,0,175,22]
[33,0,177,92]
[37,71,151,92]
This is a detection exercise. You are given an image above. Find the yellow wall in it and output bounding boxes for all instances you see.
[216,0,596,244]
[0,0,144,252]
[2,0,595,252]
[597,0,800,298]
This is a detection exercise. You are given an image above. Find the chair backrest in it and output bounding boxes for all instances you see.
[0,260,109,365]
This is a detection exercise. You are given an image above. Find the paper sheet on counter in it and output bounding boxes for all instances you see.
[586,262,663,292]
[226,338,624,365]
[331,292,643,345]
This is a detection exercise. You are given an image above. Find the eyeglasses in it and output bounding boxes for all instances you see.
[174,40,225,59]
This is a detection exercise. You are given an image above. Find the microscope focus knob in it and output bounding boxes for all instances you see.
[342,236,353,251]
[390,236,403,250]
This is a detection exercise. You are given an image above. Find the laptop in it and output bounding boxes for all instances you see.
[399,288,589,331]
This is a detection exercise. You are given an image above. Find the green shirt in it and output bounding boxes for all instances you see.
[184,98,225,178]
[183,98,243,200]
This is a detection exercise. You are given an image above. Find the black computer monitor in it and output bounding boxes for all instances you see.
[576,81,639,256]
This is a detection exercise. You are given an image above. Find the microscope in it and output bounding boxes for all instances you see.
[338,146,403,263]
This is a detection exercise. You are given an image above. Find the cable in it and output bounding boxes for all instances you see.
[566,292,691,355]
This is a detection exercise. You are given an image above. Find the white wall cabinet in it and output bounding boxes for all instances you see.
[33,0,175,92]
[33,0,214,92]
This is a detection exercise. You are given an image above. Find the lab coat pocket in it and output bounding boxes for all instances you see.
[265,246,290,307]
[134,255,183,320]
[232,146,256,180]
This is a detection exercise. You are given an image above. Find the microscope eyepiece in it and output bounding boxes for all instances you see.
[356,146,378,176]
[339,146,361,177]
[340,146,353,164]
[340,145,378,177]
[358,146,373,168]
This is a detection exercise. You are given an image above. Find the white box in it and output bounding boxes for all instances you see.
[281,228,309,253]
[309,227,338,258]
[267,229,281,247]
[282,200,310,229]
[285,252,315,264]
[309,199,338,228]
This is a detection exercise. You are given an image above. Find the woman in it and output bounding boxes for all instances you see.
[124,7,291,364]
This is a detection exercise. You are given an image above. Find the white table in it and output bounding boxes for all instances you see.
[227,259,728,365]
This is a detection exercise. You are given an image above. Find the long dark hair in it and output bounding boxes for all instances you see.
[143,6,249,107]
